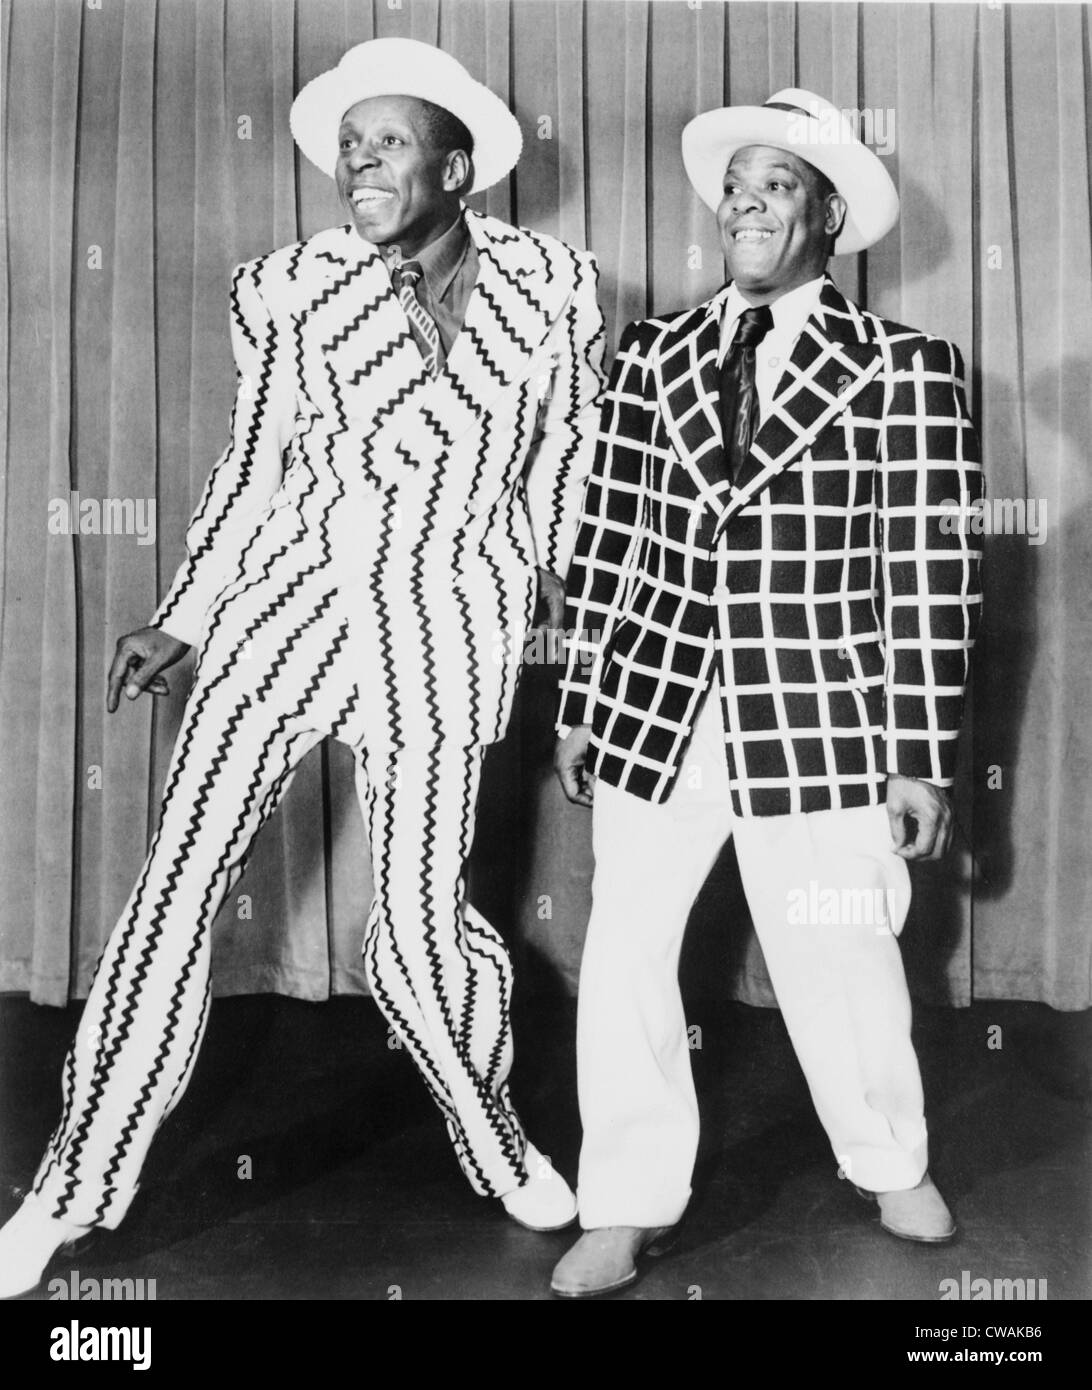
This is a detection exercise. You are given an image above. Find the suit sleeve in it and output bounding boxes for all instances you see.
[556,320,655,734]
[878,334,984,785]
[521,249,606,577]
[152,263,293,647]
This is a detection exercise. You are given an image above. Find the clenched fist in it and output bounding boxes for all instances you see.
[554,725,595,808]
[885,774,954,861]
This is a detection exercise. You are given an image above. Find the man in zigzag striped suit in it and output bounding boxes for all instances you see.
[0,39,605,1297]
[551,91,984,1297]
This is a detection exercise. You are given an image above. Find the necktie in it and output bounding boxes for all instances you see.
[393,259,441,377]
[718,304,774,484]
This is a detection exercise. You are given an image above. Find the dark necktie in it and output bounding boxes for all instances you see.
[718,304,774,484]
[392,259,441,377]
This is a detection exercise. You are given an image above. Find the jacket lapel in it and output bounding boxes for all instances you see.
[293,216,568,481]
[443,211,563,401]
[376,210,568,474]
[712,277,882,536]
[653,288,734,517]
[297,225,428,438]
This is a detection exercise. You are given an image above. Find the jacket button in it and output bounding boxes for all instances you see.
[837,645,850,660]
[713,585,731,601]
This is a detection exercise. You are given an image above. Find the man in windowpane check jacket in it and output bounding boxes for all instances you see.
[0,39,605,1298]
[552,90,984,1298]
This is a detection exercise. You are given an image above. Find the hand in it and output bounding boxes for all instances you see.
[106,627,190,713]
[533,568,565,631]
[885,775,953,861]
[554,725,595,808]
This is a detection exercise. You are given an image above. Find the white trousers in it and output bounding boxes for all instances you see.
[576,691,928,1229]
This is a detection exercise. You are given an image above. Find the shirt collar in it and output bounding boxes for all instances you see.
[721,275,826,344]
[381,214,471,300]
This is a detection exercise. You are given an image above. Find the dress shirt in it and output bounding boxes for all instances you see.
[379,214,479,367]
[718,276,825,418]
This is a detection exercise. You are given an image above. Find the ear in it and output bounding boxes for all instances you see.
[825,192,848,240]
[442,149,472,195]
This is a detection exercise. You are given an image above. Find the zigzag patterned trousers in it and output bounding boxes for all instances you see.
[31,580,528,1229]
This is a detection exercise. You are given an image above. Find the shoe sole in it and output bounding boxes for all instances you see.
[506,1211,578,1234]
[551,1269,638,1299]
[879,1220,957,1244]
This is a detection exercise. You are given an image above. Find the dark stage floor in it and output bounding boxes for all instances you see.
[1,992,1088,1301]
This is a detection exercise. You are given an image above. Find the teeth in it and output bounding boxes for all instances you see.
[352,189,394,205]
[734,229,773,242]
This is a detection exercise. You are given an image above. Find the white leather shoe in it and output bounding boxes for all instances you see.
[0,1196,91,1299]
[500,1143,577,1232]
[855,1172,956,1243]
[551,1225,678,1298]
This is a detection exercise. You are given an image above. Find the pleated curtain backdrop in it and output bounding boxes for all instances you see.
[1,0,1089,1010]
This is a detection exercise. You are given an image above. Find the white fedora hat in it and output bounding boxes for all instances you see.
[290,38,523,194]
[682,88,899,255]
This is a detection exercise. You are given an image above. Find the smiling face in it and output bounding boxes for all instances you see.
[335,95,470,257]
[717,145,846,304]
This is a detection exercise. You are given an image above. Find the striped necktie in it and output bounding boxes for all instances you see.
[392,258,441,378]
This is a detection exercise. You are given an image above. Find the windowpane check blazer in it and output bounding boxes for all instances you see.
[558,277,984,817]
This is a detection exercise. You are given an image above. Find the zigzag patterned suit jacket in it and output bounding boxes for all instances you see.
[558,277,984,817]
[153,210,605,749]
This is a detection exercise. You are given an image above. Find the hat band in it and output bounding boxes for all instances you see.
[763,100,815,121]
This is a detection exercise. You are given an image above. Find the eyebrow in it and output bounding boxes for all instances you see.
[724,162,799,180]
[338,119,413,137]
